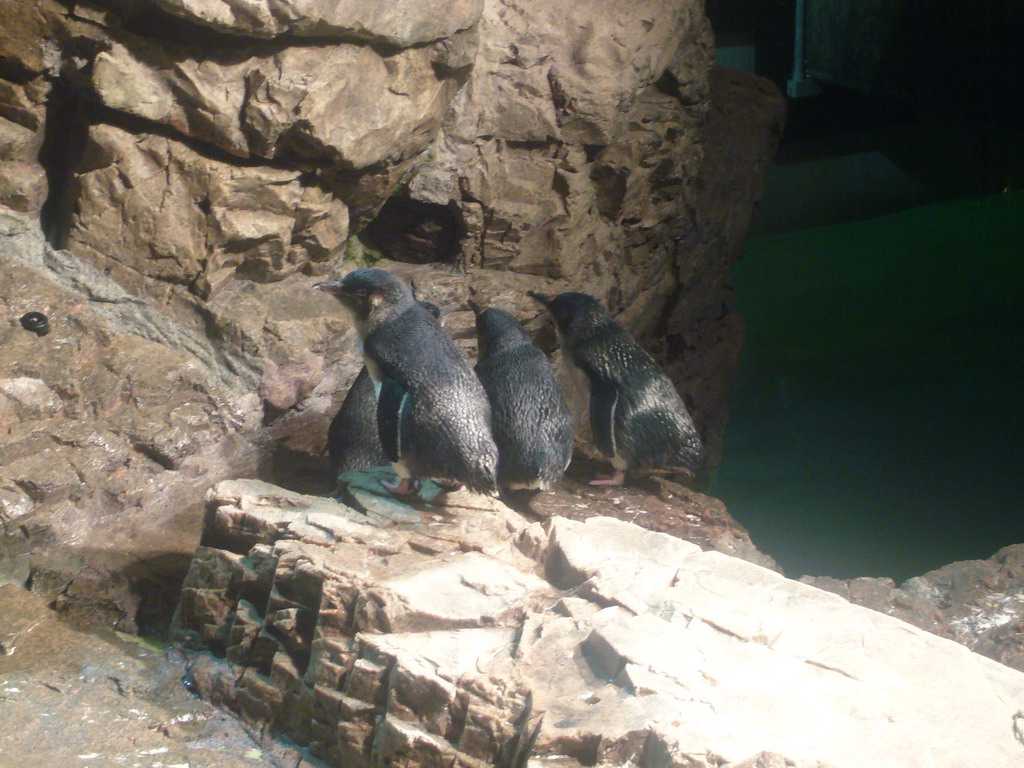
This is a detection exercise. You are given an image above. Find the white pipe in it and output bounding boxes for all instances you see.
[792,0,807,83]
[787,0,821,98]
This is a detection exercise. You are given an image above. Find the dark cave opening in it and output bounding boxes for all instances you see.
[38,79,89,248]
[360,196,462,265]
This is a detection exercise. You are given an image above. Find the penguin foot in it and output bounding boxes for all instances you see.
[589,470,626,486]
[382,475,420,496]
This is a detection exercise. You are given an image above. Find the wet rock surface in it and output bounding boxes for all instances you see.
[0,585,309,767]
[1,210,257,628]
[174,479,1024,768]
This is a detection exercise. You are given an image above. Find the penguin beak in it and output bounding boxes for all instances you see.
[314,281,344,296]
[526,290,552,307]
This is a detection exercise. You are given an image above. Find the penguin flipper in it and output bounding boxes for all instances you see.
[377,376,411,463]
[589,379,619,459]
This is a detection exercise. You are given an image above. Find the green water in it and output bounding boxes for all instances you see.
[712,190,1024,581]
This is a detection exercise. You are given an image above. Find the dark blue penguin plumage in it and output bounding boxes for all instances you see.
[470,302,573,490]
[317,270,498,494]
[327,301,441,474]
[529,291,705,484]
[327,366,382,473]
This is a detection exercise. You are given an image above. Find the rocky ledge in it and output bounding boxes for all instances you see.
[174,479,1024,768]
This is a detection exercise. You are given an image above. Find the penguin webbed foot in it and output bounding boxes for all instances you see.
[381,475,420,496]
[589,470,626,487]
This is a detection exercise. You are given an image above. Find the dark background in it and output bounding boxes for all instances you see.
[703,0,1024,580]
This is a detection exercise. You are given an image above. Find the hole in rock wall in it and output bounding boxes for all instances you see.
[589,163,628,221]
[361,196,461,264]
[653,69,697,105]
[260,442,336,498]
[38,80,90,247]
[130,553,195,637]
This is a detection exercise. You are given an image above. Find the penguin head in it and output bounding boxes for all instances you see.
[316,268,415,327]
[468,301,530,358]
[528,291,610,340]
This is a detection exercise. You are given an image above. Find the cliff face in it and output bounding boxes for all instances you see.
[0,0,783,626]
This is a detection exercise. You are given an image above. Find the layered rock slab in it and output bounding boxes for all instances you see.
[176,480,1024,768]
[88,31,471,168]
[148,0,483,45]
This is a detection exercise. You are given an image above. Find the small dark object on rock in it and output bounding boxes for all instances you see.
[20,311,50,336]
[181,671,199,696]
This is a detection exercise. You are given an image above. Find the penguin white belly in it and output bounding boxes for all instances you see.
[363,356,384,388]
[392,459,412,478]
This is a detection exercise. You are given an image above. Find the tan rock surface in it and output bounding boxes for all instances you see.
[148,0,483,46]
[407,0,712,283]
[45,3,476,305]
[0,0,63,77]
[90,32,472,168]
[0,160,46,213]
[0,0,60,216]
[66,123,348,299]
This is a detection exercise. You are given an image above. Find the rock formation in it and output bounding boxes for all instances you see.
[0,0,784,628]
[2,2,1024,762]
[174,479,1024,768]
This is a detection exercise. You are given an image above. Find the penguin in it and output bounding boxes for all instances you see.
[527,291,706,486]
[316,269,498,495]
[469,301,574,491]
[326,302,441,474]
[327,366,382,474]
